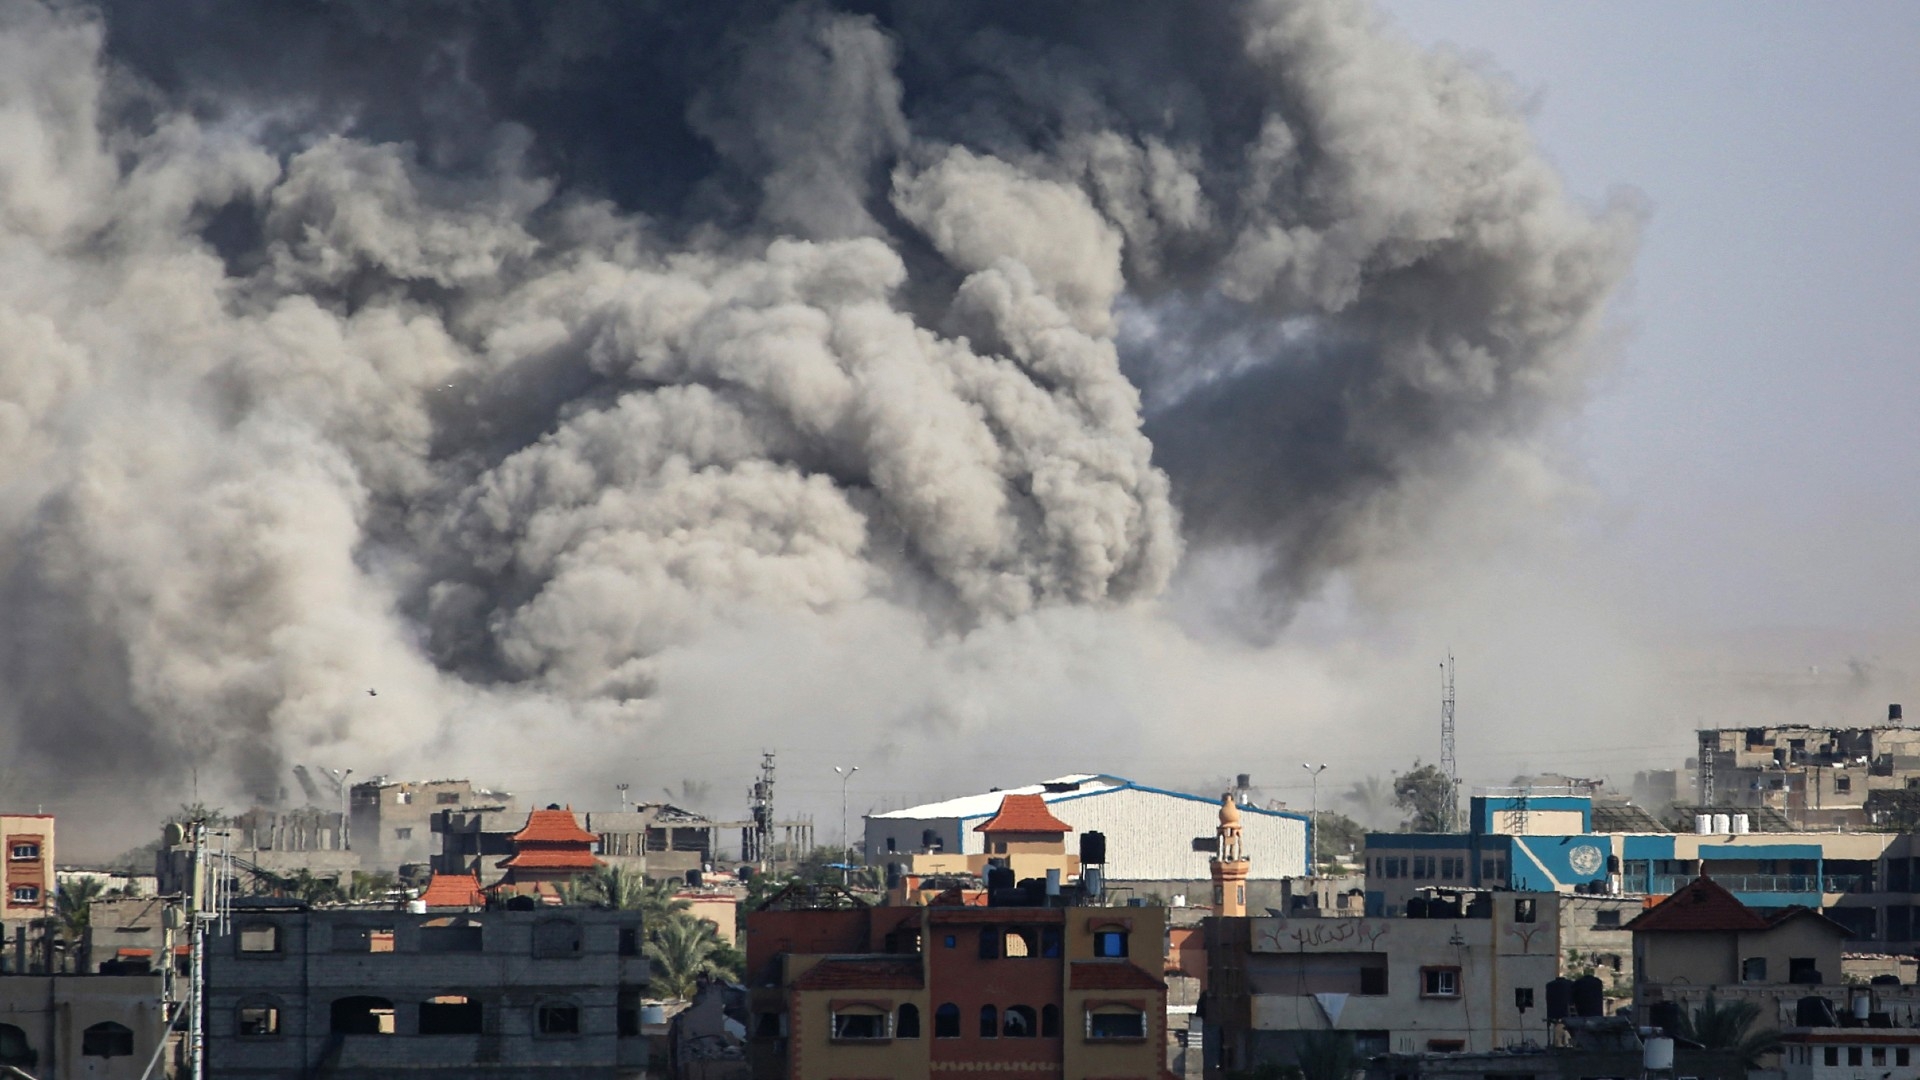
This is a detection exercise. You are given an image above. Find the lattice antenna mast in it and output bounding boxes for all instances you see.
[747,752,777,868]
[1440,654,1459,831]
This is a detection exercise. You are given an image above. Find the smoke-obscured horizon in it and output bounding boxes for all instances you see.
[5,0,1816,857]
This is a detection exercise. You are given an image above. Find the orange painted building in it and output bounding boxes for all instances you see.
[747,900,1172,1080]
[1,814,54,930]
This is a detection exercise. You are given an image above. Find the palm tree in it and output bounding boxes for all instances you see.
[646,914,723,999]
[570,866,658,911]
[1341,776,1395,828]
[55,878,106,973]
[1678,996,1781,1069]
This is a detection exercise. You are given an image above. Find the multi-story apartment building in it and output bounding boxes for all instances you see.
[1696,710,1920,828]
[745,897,1170,1080]
[204,899,649,1079]
[1,814,53,948]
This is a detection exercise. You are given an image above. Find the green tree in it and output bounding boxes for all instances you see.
[647,914,724,999]
[55,878,106,973]
[1393,761,1456,833]
[1313,813,1367,868]
[1676,995,1781,1070]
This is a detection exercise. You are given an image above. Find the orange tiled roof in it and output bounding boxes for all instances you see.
[419,872,486,909]
[499,848,600,870]
[1069,960,1165,991]
[973,794,1073,834]
[791,958,924,991]
[1624,876,1771,932]
[511,808,598,845]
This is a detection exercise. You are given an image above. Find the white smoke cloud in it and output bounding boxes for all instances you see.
[0,0,1656,853]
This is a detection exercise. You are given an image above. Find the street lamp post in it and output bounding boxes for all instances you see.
[1302,763,1329,875]
[834,765,860,884]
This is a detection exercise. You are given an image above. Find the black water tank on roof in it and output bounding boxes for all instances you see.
[1544,978,1572,1021]
[986,866,1016,891]
[1405,896,1430,918]
[1082,831,1107,865]
[1649,1000,1685,1034]
[1796,996,1839,1028]
[1572,975,1605,1018]
[686,869,703,888]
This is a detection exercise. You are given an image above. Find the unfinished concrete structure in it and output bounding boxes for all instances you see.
[587,805,718,880]
[0,973,170,1079]
[204,900,649,1079]
[350,779,516,871]
[1697,710,1920,828]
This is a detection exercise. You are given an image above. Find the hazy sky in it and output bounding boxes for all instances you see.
[1381,2,1920,647]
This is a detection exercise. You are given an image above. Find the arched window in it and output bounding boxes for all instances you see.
[331,996,397,1035]
[933,1003,960,1038]
[1003,1005,1036,1038]
[0,1023,33,1068]
[1040,1004,1061,1037]
[419,995,484,1035]
[1004,929,1035,957]
[829,1005,889,1041]
[532,918,582,958]
[81,1022,134,1058]
[897,1003,920,1039]
[979,1005,998,1038]
[237,999,282,1038]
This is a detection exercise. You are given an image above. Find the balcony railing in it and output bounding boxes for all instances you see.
[1642,873,1867,895]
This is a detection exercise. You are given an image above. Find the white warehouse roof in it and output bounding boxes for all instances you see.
[864,774,1309,881]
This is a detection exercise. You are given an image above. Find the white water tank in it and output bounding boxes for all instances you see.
[1643,1036,1675,1071]
[1712,813,1731,834]
[407,899,427,915]
[1694,814,1713,835]
[1731,814,1751,835]
[1853,992,1871,1020]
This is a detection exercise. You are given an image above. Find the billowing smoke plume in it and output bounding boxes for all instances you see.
[0,0,1636,844]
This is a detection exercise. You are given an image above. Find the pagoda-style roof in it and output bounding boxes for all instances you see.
[511,807,598,845]
[972,793,1073,834]
[418,871,485,909]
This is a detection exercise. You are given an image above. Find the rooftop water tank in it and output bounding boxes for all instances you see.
[1643,1037,1675,1071]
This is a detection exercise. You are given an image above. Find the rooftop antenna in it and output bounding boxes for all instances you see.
[1440,654,1459,831]
[747,752,776,870]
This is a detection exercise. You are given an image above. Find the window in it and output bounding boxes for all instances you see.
[1741,957,1766,982]
[237,1003,281,1037]
[1848,1046,1863,1066]
[333,926,396,953]
[1514,988,1534,1011]
[1426,1039,1465,1052]
[437,792,462,804]
[619,927,641,956]
[934,1003,960,1038]
[9,844,37,861]
[897,1004,920,1039]
[1420,967,1460,998]
[978,928,998,959]
[619,990,642,1037]
[979,1005,997,1038]
[238,924,280,954]
[9,886,37,905]
[1359,966,1388,996]
[1385,859,1401,880]
[1004,1005,1037,1037]
[1041,1004,1060,1037]
[417,995,482,1035]
[1898,1048,1911,1066]
[1594,909,1620,928]
[395,827,413,840]
[830,1008,889,1041]
[1837,774,1852,794]
[1825,1047,1839,1066]
[942,935,956,949]
[1040,926,1063,957]
[1790,957,1819,982]
[1004,929,1036,957]
[331,997,397,1036]
[537,1002,581,1037]
[0,1023,31,1068]
[81,1022,133,1058]
[396,791,413,804]
[1086,1007,1146,1040]
[532,919,582,958]
[420,917,483,953]
[1514,898,1536,923]
[1872,1047,1887,1066]
[1093,930,1129,958]
[886,836,898,853]
[1413,856,1432,880]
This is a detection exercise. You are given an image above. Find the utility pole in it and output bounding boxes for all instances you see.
[1440,654,1459,832]
[834,765,860,885]
[616,783,631,810]
[1302,763,1328,874]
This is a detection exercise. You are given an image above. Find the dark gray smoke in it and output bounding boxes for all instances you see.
[0,0,1634,842]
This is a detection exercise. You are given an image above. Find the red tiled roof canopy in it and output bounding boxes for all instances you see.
[1070,960,1165,991]
[973,794,1073,834]
[499,849,600,870]
[511,808,598,844]
[792,958,924,991]
[419,872,486,909]
[1625,876,1771,932]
